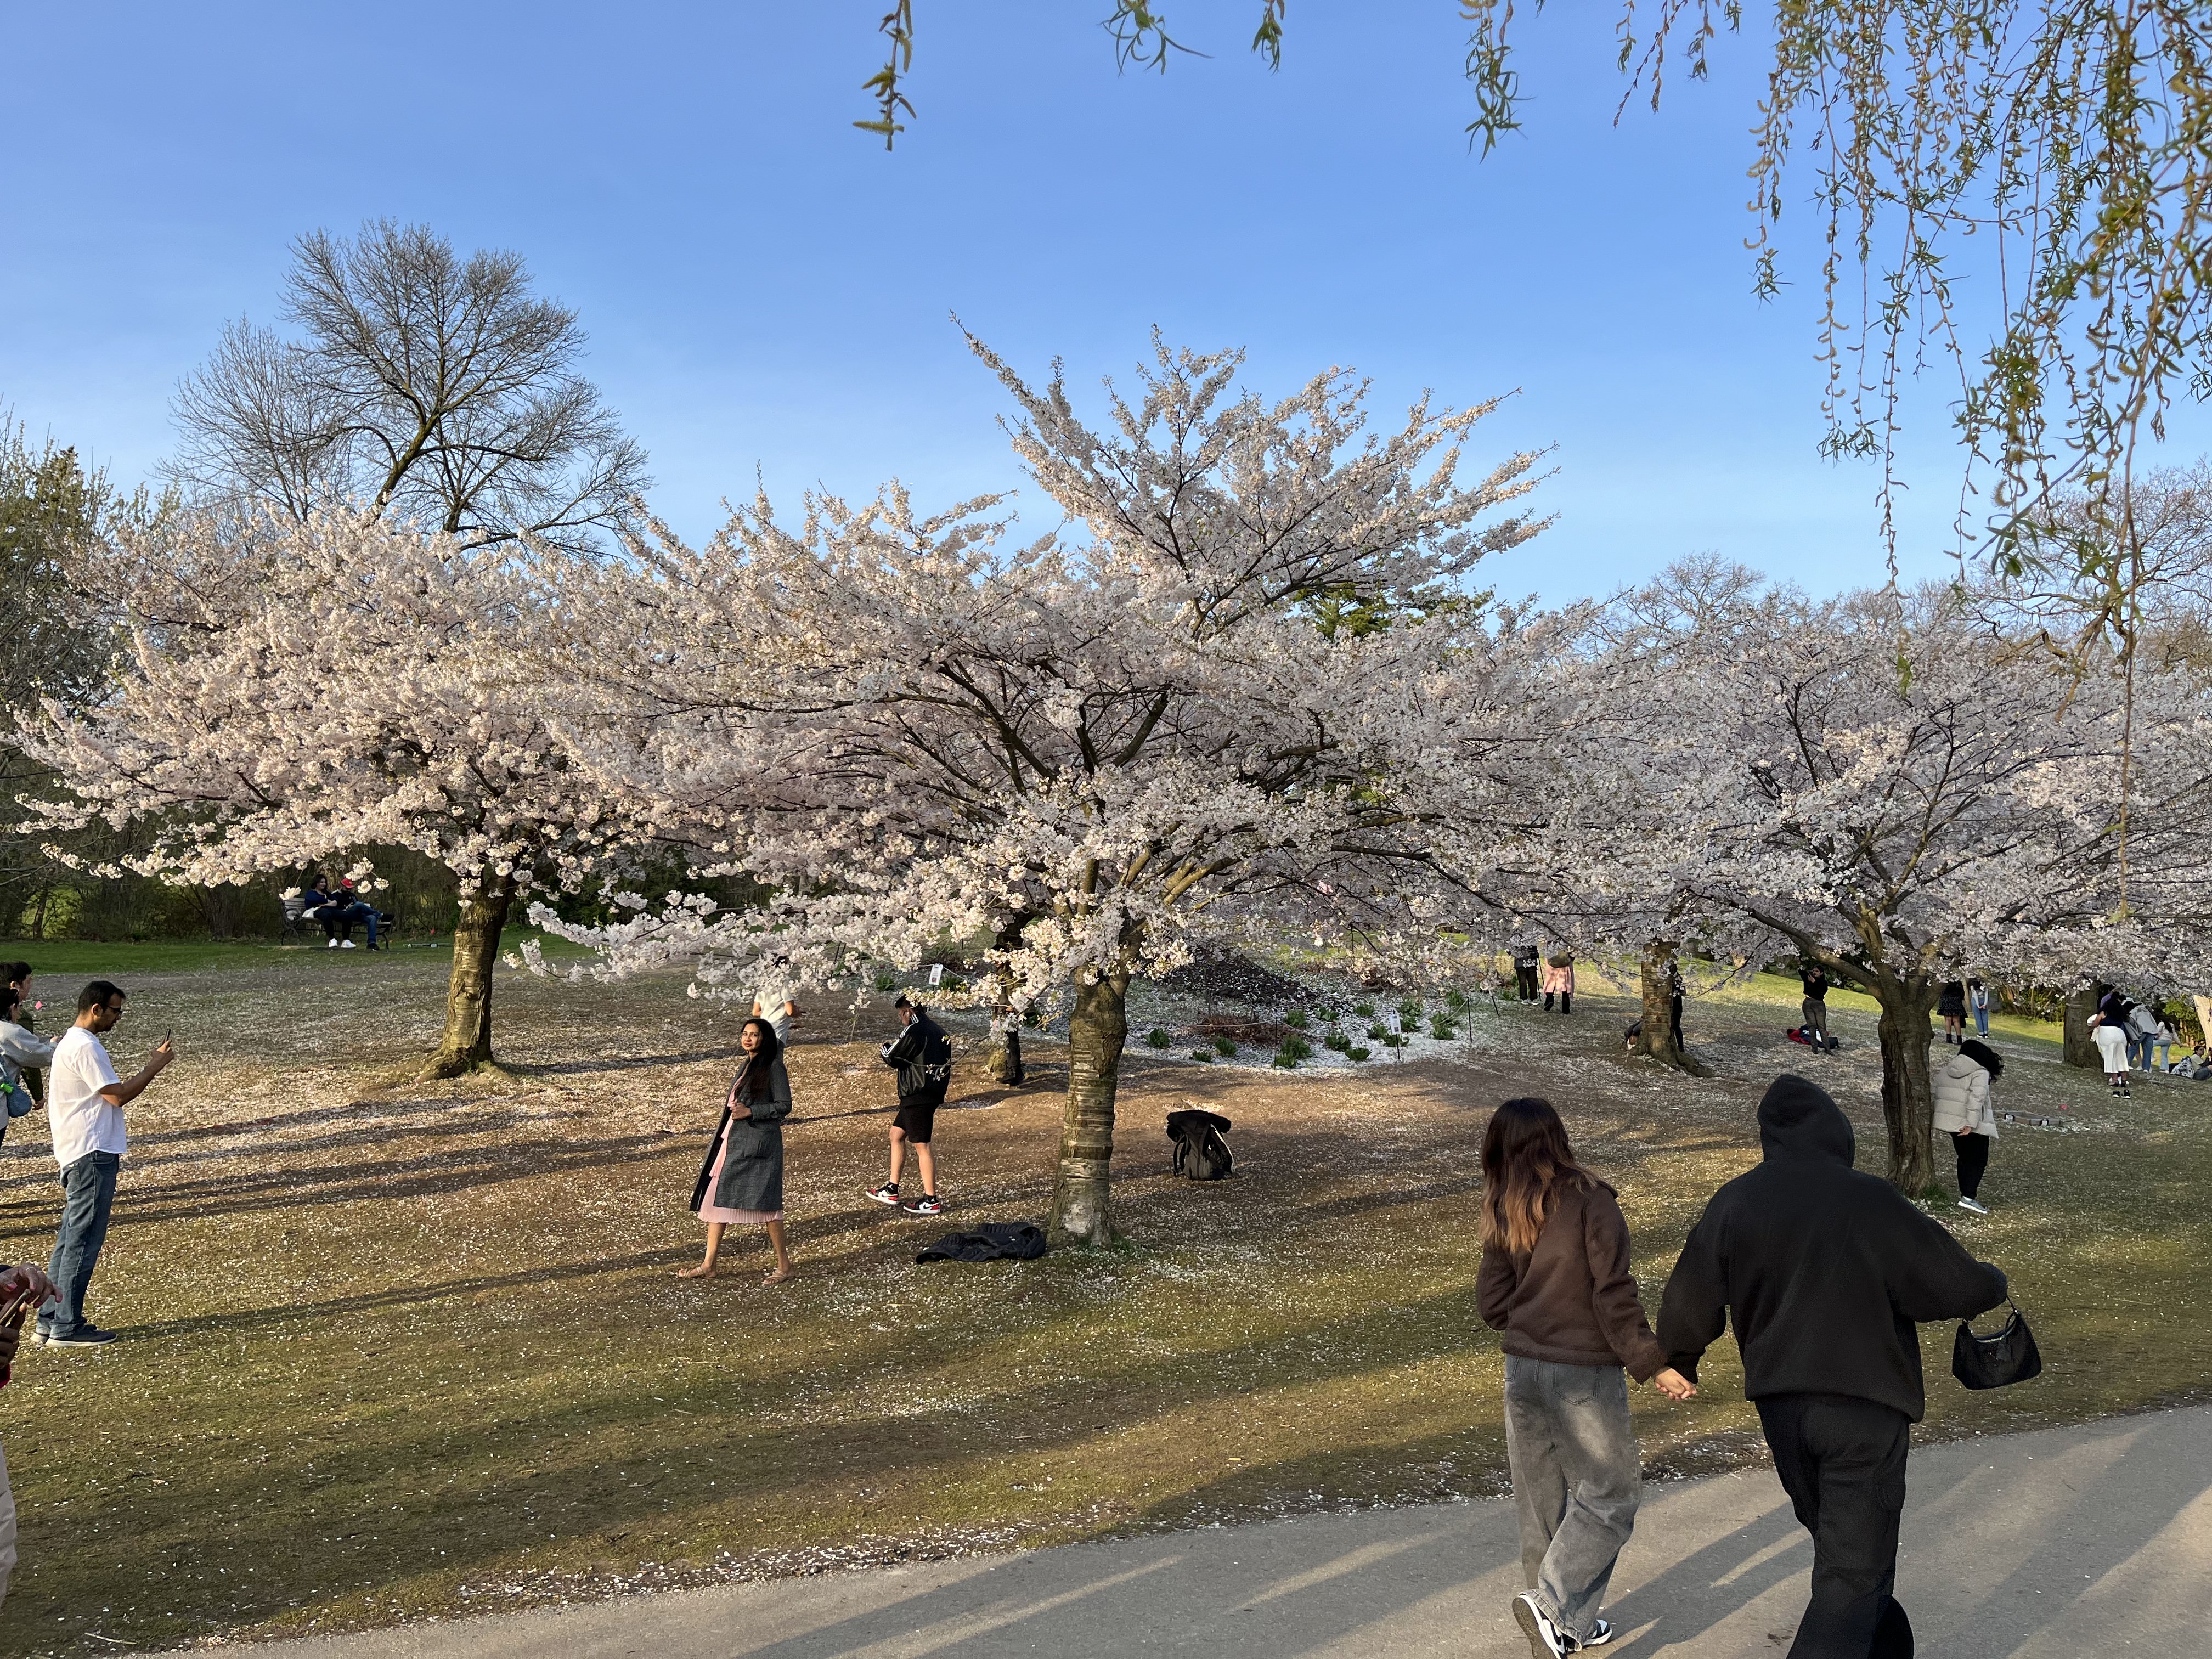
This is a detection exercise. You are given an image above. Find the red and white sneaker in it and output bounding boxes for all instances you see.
[863,1182,901,1206]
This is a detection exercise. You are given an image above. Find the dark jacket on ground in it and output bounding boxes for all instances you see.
[882,1011,952,1107]
[1479,1178,1667,1381]
[690,1054,792,1215]
[1657,1074,2007,1421]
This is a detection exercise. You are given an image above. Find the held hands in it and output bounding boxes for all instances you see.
[1651,1366,1698,1401]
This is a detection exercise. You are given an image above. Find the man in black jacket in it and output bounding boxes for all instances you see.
[864,995,952,1217]
[1658,1076,2007,1658]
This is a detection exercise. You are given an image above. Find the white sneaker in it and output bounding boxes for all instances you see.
[326,938,340,949]
[1957,1197,1989,1215]
[340,939,357,950]
[1582,1618,1615,1647]
[1513,1592,1570,1657]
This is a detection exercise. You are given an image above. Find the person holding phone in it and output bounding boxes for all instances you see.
[0,1259,56,1605]
[35,982,173,1348]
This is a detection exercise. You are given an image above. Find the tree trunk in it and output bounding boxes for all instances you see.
[1629,941,1706,1075]
[2063,981,2108,1069]
[420,877,515,1079]
[1048,968,1130,1248]
[1872,975,1940,1193]
[984,1017,1025,1085]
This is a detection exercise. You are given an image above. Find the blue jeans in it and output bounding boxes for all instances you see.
[1503,1356,1641,1644]
[1972,1005,1988,1035]
[41,1152,119,1337]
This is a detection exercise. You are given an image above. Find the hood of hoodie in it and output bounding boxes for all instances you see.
[1940,1052,1981,1081]
[1757,1074,1856,1166]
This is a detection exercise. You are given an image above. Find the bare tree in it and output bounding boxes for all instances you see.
[171,221,648,554]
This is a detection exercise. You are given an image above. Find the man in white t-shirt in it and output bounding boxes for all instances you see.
[36,981,173,1348]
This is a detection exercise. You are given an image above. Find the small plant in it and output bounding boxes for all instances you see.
[1213,1035,1238,1057]
[1347,1045,1372,1061]
[1323,1031,1351,1053]
[873,972,898,992]
[1444,989,1470,1012]
[1188,1048,1215,1063]
[1145,1028,1173,1049]
[1284,1007,1309,1030]
[1398,997,1424,1024]
[1353,1001,1375,1018]
[1380,1032,1406,1048]
[1273,1035,1313,1067]
[1368,1023,1390,1040]
[1429,1017,1457,1040]
[941,973,967,992]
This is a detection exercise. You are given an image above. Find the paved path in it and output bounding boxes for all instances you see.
[193,1407,2211,1657]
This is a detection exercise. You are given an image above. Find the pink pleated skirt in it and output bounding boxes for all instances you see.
[698,1125,783,1226]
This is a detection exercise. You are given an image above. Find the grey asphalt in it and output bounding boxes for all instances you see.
[199,1407,2210,1657]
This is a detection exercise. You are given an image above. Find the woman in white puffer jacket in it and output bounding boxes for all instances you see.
[1932,1038,2002,1214]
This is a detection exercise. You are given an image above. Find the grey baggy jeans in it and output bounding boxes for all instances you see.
[1503,1355,1642,1644]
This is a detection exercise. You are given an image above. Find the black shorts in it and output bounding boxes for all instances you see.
[892,1103,938,1144]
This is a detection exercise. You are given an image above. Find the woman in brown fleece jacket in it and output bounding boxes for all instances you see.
[1478,1097,1695,1658]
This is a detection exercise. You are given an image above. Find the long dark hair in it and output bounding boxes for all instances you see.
[1958,1039,2004,1080]
[1480,1097,1594,1254]
[734,1017,783,1100]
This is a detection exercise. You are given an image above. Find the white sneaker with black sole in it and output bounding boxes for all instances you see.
[1513,1592,1570,1657]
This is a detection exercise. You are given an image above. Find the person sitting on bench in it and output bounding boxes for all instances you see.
[302,873,381,950]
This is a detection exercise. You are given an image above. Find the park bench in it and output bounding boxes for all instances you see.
[281,892,396,946]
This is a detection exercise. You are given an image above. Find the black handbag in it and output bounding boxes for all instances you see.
[1952,1300,2042,1389]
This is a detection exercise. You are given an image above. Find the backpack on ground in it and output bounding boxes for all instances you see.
[1166,1108,1234,1181]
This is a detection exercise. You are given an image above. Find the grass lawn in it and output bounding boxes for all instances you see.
[0,956,2203,1654]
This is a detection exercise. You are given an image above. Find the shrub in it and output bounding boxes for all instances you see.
[1213,1035,1238,1056]
[1323,1031,1350,1053]
[1368,1023,1390,1040]
[1273,1036,1313,1067]
[1444,989,1470,1012]
[1429,1017,1457,1040]
[873,972,898,992]
[1353,1001,1376,1018]
[1347,1045,1372,1061]
[1381,1032,1406,1048]
[941,973,967,992]
[1145,1028,1173,1049]
[1188,1048,1215,1063]
[1398,997,1424,1024]
[1284,1008,1309,1030]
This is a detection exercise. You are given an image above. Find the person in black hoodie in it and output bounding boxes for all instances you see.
[1658,1076,2007,1658]
[864,995,953,1216]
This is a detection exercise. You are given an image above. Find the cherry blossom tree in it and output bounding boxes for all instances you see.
[1563,571,2212,1191]
[13,508,636,1079]
[535,336,1552,1245]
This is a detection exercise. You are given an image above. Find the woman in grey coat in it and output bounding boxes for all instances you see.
[681,1017,794,1283]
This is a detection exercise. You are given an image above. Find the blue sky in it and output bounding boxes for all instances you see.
[7,2,2201,601]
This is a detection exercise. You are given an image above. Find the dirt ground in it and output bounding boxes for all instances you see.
[0,947,2203,1655]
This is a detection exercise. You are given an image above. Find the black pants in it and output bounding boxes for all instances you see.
[1951,1132,1989,1199]
[1543,990,1572,1014]
[1756,1393,1914,1658]
[1516,966,1539,1000]
[1669,994,1684,1047]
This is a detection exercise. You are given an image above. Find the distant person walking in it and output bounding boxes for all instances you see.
[1799,962,1832,1049]
[1968,978,1991,1037]
[1540,955,1575,1015]
[1933,1039,2002,1215]
[1,966,42,1107]
[37,981,174,1348]
[0,986,53,1146]
[1512,941,1542,1003]
[750,963,799,1046]
[1477,1098,1695,1657]
[1937,978,1967,1046]
[864,995,952,1217]
[2089,1005,2132,1098]
[1659,1075,2008,1659]
[681,1017,794,1283]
